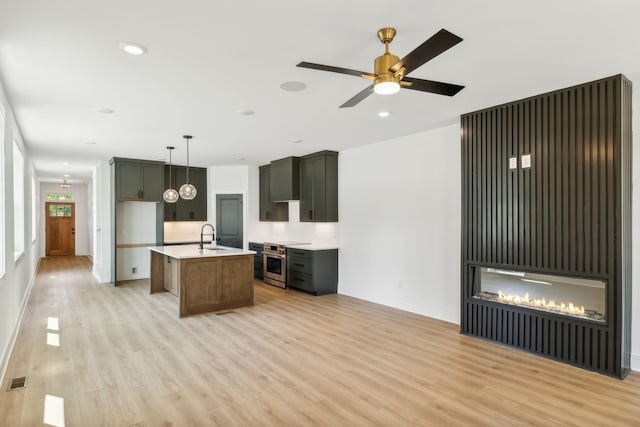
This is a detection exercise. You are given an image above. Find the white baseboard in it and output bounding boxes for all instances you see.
[0,257,41,387]
[92,269,101,282]
[630,352,640,372]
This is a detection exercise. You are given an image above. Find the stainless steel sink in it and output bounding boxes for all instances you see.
[203,246,228,251]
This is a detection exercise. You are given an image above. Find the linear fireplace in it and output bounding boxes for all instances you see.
[474,268,606,323]
[460,74,632,378]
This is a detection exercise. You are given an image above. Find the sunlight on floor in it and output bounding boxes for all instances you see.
[44,394,65,427]
[47,317,59,331]
[46,332,60,347]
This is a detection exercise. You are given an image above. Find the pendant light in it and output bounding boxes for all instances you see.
[163,146,179,203]
[60,179,71,189]
[179,135,197,200]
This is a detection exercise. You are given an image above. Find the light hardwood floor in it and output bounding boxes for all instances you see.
[2,256,640,426]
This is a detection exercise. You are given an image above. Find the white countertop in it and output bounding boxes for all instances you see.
[287,244,339,251]
[149,244,256,259]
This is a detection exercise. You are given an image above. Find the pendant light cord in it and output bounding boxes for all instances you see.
[186,137,190,184]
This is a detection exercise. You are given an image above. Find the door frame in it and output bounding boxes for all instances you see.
[45,201,76,256]
[214,192,246,249]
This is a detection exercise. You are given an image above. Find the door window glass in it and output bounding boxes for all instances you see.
[48,204,73,217]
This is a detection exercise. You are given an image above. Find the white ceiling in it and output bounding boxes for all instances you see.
[1,0,639,183]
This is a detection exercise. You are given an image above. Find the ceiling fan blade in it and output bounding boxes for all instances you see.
[401,77,464,96]
[389,29,462,76]
[297,61,370,78]
[339,86,374,108]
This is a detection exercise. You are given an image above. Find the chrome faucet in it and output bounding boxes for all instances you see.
[199,223,215,249]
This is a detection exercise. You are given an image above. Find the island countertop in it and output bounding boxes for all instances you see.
[149,244,256,259]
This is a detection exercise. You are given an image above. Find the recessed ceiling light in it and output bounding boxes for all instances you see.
[97,108,114,114]
[291,139,303,144]
[235,157,245,161]
[62,162,69,166]
[378,111,391,118]
[119,42,148,56]
[63,174,70,178]
[237,109,255,116]
[84,141,97,145]
[280,81,306,92]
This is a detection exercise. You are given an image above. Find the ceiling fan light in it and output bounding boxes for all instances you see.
[374,81,400,95]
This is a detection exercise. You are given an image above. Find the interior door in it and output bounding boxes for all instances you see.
[216,194,243,249]
[45,202,75,256]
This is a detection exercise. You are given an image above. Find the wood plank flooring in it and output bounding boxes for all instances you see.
[2,256,640,426]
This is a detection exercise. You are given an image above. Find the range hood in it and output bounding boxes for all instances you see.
[270,156,299,202]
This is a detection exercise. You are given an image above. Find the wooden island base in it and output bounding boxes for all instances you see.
[150,249,254,317]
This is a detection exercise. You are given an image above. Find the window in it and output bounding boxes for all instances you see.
[0,107,5,277]
[46,193,74,201]
[13,139,24,260]
[32,175,37,242]
[48,204,73,217]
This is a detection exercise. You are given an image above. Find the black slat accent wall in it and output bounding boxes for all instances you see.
[460,75,632,378]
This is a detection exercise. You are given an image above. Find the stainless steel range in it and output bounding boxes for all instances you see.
[263,241,308,288]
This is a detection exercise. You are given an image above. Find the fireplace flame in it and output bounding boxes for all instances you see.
[497,290,585,316]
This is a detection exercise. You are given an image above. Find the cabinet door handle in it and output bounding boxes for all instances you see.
[294,278,303,282]
[266,211,270,219]
[294,263,304,267]
[309,210,313,220]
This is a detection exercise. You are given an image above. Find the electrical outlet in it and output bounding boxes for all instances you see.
[131,267,137,274]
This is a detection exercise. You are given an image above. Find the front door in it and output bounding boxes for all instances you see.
[45,202,75,256]
[216,194,243,249]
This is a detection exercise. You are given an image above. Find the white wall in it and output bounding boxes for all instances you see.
[247,167,340,246]
[39,182,90,257]
[92,160,111,283]
[0,82,40,385]
[87,171,94,260]
[338,124,462,324]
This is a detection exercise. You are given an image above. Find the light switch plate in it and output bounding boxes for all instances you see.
[521,154,531,169]
[509,157,517,170]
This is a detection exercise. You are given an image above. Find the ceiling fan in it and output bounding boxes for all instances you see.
[297,27,465,108]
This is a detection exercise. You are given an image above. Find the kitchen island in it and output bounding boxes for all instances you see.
[149,245,255,317]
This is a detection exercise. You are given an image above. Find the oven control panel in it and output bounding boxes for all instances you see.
[263,243,286,255]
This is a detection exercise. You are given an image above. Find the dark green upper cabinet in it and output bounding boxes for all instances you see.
[269,156,299,202]
[189,168,208,220]
[164,165,208,221]
[299,151,338,222]
[111,158,164,201]
[259,165,288,221]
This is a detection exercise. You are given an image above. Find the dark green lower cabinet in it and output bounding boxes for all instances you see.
[249,242,264,279]
[287,248,338,295]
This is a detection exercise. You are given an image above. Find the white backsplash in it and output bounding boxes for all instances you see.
[164,221,208,243]
[249,201,339,246]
